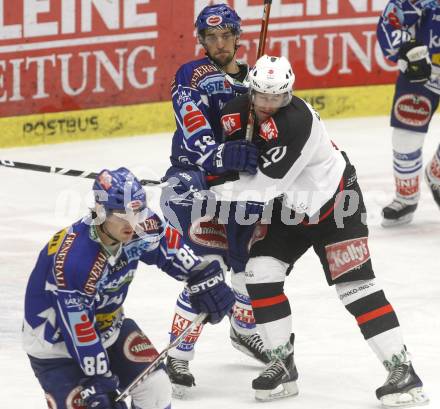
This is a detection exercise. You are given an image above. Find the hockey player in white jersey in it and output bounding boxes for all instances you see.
[210,55,429,407]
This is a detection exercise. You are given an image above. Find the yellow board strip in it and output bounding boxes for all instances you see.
[0,84,394,148]
[296,84,394,119]
[0,101,175,148]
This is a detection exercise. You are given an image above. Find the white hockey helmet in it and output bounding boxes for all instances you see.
[249,55,295,97]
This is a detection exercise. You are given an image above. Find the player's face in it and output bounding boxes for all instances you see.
[104,210,139,242]
[202,28,238,68]
[252,92,287,122]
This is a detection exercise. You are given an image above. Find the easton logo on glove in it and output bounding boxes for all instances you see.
[80,386,97,399]
[188,272,225,293]
[215,144,224,168]
[209,140,258,175]
[186,260,235,324]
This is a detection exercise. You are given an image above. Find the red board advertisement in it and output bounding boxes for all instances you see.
[0,0,396,119]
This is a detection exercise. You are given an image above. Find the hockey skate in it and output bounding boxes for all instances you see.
[376,362,429,408]
[230,327,270,364]
[381,199,418,227]
[425,167,440,208]
[166,356,195,399]
[252,334,298,401]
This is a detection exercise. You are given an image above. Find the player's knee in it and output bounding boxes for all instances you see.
[244,257,290,325]
[245,256,289,285]
[131,368,171,409]
[231,271,247,294]
[246,279,291,325]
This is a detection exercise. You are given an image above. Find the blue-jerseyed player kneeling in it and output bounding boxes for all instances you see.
[23,167,234,409]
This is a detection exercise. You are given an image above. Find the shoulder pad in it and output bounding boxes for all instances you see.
[175,58,221,87]
[255,97,314,179]
[53,225,107,294]
[136,213,163,237]
[52,232,79,289]
[189,61,221,89]
[269,96,313,146]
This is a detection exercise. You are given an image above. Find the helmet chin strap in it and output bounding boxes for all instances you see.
[98,222,120,245]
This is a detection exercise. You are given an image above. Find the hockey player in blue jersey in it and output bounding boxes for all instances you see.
[161,3,268,397]
[377,0,440,226]
[23,167,235,409]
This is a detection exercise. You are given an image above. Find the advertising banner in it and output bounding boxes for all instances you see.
[0,0,170,117]
[0,1,397,147]
[0,1,396,116]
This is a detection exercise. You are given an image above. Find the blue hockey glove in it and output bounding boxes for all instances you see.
[226,202,264,273]
[187,260,235,324]
[164,169,210,199]
[80,374,128,409]
[161,169,216,235]
[398,39,431,84]
[211,140,258,175]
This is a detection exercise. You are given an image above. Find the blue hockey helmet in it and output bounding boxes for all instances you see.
[195,3,241,35]
[93,167,146,213]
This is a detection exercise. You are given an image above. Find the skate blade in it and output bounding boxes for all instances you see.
[380,387,429,408]
[171,384,192,399]
[381,213,414,228]
[230,338,267,364]
[255,381,299,401]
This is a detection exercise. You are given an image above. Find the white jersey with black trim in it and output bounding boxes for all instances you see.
[212,94,346,217]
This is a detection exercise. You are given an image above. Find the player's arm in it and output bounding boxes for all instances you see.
[52,256,126,408]
[376,0,426,61]
[172,66,257,175]
[377,1,432,82]
[172,66,217,168]
[138,214,204,280]
[54,288,109,375]
[46,233,110,377]
[211,102,320,204]
[139,219,234,324]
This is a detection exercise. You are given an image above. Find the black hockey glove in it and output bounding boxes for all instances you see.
[398,39,432,84]
[80,373,128,409]
[211,140,258,175]
[187,260,235,324]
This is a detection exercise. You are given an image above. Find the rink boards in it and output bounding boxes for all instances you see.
[0,1,398,148]
[0,83,394,148]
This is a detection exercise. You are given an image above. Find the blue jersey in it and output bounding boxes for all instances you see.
[377,0,440,93]
[170,56,248,173]
[23,212,201,376]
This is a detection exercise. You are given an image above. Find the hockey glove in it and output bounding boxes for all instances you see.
[163,169,210,200]
[187,260,235,324]
[160,169,216,235]
[80,373,128,409]
[211,140,258,175]
[398,39,432,84]
[226,202,265,274]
